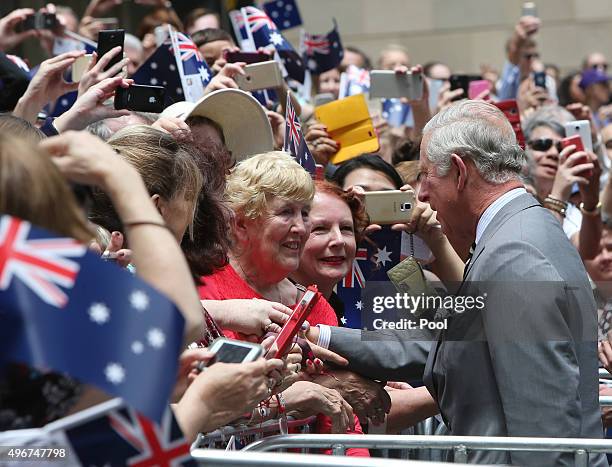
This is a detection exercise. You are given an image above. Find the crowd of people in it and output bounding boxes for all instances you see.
[1,0,612,465]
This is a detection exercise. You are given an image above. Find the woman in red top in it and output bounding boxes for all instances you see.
[199,152,371,456]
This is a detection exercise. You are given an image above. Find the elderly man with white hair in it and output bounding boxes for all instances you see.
[309,100,606,466]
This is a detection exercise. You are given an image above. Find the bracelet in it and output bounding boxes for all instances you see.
[544,196,568,208]
[123,220,171,231]
[580,201,601,217]
[543,201,566,218]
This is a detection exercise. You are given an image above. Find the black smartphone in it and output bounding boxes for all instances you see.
[223,50,272,64]
[449,74,482,101]
[17,12,59,32]
[97,29,125,72]
[533,71,546,88]
[114,85,165,113]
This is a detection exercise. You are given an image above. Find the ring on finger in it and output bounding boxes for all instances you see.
[267,377,276,389]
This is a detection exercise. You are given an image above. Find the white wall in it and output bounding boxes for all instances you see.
[288,0,612,74]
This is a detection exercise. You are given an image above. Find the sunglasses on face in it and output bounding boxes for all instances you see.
[523,52,540,60]
[527,138,563,152]
[592,63,609,71]
[605,140,612,150]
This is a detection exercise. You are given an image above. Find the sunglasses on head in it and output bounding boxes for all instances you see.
[528,138,563,152]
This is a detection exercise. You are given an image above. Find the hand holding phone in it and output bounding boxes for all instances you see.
[16,12,60,33]
[468,80,490,100]
[266,286,321,359]
[369,70,423,100]
[204,338,264,367]
[561,135,592,178]
[450,74,482,102]
[235,61,284,91]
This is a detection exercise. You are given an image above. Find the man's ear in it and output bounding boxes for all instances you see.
[450,154,468,191]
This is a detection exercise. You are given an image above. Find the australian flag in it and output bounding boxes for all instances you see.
[284,91,315,174]
[382,98,414,128]
[133,28,212,106]
[335,228,402,329]
[0,215,185,423]
[56,401,196,466]
[340,64,370,98]
[263,0,303,31]
[301,20,344,75]
[242,6,305,83]
[228,10,251,50]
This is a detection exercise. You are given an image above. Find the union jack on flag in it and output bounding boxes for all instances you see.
[0,214,186,422]
[340,64,370,98]
[0,216,86,308]
[335,228,403,329]
[283,91,315,174]
[341,248,367,288]
[174,32,201,63]
[243,6,278,33]
[301,20,344,74]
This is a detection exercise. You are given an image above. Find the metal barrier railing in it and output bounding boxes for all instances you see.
[194,416,316,450]
[190,448,465,466]
[242,434,612,466]
[600,396,612,406]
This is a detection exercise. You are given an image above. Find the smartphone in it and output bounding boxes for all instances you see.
[522,1,538,17]
[561,135,592,177]
[223,50,272,64]
[564,120,593,153]
[313,92,335,107]
[364,190,415,224]
[96,18,119,30]
[17,12,59,32]
[71,54,93,82]
[267,286,321,359]
[533,71,546,88]
[427,78,445,111]
[235,61,284,92]
[468,79,490,99]
[369,70,423,100]
[449,74,482,101]
[206,337,263,365]
[493,99,525,149]
[114,85,165,113]
[97,29,125,72]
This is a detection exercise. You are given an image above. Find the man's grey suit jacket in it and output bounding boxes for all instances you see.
[328,193,606,466]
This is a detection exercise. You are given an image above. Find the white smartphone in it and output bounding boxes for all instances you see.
[522,1,538,17]
[364,190,415,224]
[206,337,263,365]
[71,54,93,82]
[370,70,423,100]
[564,120,593,153]
[235,60,284,92]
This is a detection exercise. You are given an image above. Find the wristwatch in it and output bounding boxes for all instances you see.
[579,201,601,217]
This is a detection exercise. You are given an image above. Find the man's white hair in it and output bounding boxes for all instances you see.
[422,100,525,184]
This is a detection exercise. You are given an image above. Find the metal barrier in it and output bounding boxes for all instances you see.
[190,448,464,466]
[195,417,316,447]
[601,396,612,407]
[242,434,612,466]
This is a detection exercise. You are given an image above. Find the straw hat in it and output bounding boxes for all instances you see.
[161,89,274,161]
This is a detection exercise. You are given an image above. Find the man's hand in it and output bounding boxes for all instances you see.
[152,116,193,142]
[313,370,391,425]
[0,9,39,52]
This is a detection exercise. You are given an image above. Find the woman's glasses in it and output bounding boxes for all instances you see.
[527,138,563,152]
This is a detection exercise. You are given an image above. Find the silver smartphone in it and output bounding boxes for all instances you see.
[206,337,263,365]
[235,60,284,92]
[522,1,538,17]
[369,70,423,100]
[564,120,593,153]
[364,190,415,224]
